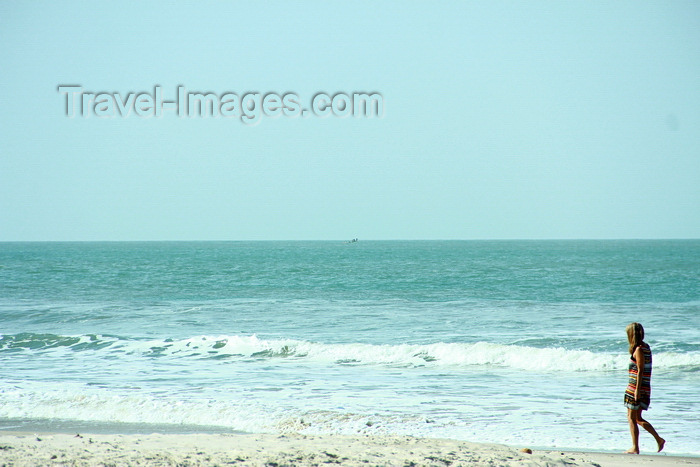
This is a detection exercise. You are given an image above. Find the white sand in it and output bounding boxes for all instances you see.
[0,432,697,466]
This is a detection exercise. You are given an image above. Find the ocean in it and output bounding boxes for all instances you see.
[1,240,698,455]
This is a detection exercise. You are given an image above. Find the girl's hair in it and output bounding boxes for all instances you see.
[626,322,645,355]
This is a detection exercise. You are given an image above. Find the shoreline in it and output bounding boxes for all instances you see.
[1,432,697,466]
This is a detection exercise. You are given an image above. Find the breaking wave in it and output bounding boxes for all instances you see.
[2,333,699,372]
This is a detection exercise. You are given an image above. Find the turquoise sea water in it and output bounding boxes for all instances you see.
[1,241,699,454]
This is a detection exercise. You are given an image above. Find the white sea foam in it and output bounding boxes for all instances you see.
[4,333,699,373]
[0,384,274,432]
[118,334,700,372]
[0,380,441,437]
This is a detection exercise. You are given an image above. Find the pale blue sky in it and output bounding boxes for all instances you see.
[1,1,698,240]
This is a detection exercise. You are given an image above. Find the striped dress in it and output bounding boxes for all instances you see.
[624,342,652,410]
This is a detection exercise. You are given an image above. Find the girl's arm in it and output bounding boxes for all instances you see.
[633,346,645,401]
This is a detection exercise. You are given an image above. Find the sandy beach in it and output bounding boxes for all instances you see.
[0,432,697,467]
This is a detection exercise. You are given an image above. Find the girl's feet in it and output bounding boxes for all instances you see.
[624,438,664,454]
[657,438,665,452]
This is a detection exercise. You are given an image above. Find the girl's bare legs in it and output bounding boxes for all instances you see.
[626,408,665,454]
[637,412,665,452]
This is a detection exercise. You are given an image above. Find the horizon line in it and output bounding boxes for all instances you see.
[1,238,699,243]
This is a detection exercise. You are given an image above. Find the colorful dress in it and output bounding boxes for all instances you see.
[624,342,652,410]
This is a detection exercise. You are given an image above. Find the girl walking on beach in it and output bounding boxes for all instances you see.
[624,322,665,454]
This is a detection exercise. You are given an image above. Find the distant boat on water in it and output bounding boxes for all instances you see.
[344,238,359,244]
